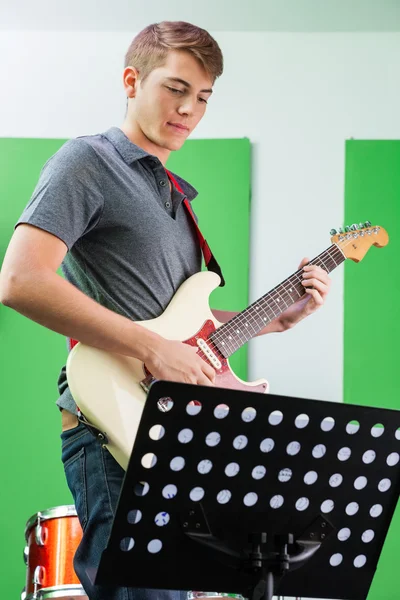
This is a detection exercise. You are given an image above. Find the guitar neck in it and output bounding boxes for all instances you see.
[209,244,345,358]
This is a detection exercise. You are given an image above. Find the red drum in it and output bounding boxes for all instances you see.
[24,505,88,599]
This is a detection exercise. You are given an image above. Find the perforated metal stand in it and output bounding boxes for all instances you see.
[94,381,400,600]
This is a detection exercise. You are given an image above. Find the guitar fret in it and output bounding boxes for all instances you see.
[240,310,263,333]
[264,297,280,318]
[327,246,340,267]
[224,312,255,347]
[218,336,236,356]
[222,332,237,354]
[244,317,258,336]
[318,255,334,272]
[333,243,346,261]
[275,291,289,308]
[268,296,283,315]
[222,308,265,351]
[282,278,302,299]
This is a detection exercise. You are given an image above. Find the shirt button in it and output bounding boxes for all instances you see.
[159,180,167,187]
[165,201,171,208]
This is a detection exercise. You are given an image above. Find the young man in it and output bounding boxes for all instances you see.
[0,21,330,600]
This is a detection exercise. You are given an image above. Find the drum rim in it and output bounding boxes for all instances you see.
[24,505,77,539]
[25,584,86,598]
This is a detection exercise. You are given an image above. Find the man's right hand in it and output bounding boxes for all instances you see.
[144,338,216,386]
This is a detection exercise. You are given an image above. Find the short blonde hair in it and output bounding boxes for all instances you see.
[124,21,223,83]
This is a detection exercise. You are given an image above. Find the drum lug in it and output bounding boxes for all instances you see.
[33,565,44,584]
[23,545,29,565]
[32,565,45,598]
[35,524,47,546]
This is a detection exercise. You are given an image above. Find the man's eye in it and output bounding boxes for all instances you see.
[167,87,183,94]
[199,98,208,104]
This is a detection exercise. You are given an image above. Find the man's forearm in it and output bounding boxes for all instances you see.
[0,269,161,361]
[211,309,286,334]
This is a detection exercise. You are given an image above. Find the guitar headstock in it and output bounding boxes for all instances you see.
[330,222,389,262]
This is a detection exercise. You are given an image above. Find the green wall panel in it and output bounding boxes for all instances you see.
[0,136,250,598]
[344,140,400,600]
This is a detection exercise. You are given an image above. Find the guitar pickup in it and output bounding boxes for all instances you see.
[197,338,222,370]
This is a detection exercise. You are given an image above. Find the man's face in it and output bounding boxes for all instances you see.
[127,50,213,153]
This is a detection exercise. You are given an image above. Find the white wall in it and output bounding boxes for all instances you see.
[1,31,400,402]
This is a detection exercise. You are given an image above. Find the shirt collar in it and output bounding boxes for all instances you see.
[101,127,198,201]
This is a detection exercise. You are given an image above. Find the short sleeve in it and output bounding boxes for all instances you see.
[16,138,104,249]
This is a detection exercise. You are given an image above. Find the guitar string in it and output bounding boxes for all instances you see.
[209,243,345,353]
[199,247,342,360]
[209,244,343,353]
[197,231,379,361]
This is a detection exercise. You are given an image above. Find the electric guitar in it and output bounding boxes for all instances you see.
[66,223,388,469]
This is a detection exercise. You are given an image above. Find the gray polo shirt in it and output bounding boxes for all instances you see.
[17,127,202,413]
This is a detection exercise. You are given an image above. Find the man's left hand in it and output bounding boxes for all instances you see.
[279,257,331,330]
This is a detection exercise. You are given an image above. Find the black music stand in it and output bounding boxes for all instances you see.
[93,381,400,600]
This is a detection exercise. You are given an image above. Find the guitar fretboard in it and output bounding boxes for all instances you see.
[209,244,345,358]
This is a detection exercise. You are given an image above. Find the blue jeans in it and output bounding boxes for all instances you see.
[61,421,187,600]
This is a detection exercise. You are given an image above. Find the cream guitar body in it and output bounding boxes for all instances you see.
[67,271,268,470]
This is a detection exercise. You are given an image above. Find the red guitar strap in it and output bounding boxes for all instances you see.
[68,170,225,353]
[165,169,225,287]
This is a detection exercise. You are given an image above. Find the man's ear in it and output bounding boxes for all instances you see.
[123,66,140,99]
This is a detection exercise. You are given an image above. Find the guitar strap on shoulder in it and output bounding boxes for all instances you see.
[68,170,225,353]
[165,169,225,288]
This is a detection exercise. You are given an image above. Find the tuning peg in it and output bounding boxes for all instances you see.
[359,222,365,229]
[330,229,337,235]
[345,226,351,232]
[364,220,371,227]
[339,227,344,234]
[350,224,358,231]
